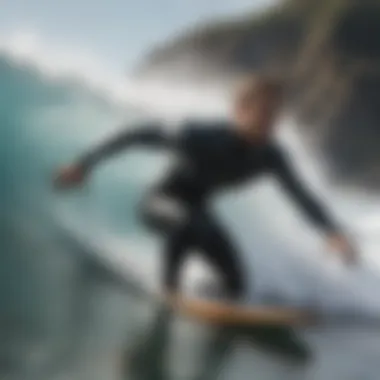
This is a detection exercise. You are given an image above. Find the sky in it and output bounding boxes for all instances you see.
[1,0,276,72]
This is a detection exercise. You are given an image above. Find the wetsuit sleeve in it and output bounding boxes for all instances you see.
[270,147,339,233]
[78,122,178,168]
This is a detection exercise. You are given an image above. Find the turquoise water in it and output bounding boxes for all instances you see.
[3,52,380,380]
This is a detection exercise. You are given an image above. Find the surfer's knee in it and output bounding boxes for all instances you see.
[223,273,245,300]
[216,251,246,300]
[232,279,245,299]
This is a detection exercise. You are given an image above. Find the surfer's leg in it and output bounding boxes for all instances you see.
[189,210,246,300]
[138,192,195,293]
[193,326,236,380]
[163,221,194,292]
[124,305,172,379]
[127,195,197,378]
[139,193,245,298]
[162,209,246,297]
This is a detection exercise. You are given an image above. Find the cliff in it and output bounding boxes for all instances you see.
[136,0,380,192]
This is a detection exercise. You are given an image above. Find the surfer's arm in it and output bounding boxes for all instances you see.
[272,151,359,264]
[54,122,182,189]
[271,147,339,234]
[79,123,174,169]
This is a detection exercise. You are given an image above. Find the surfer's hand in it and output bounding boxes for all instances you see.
[53,163,89,190]
[326,233,358,266]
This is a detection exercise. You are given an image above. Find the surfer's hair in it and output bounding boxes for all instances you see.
[235,73,285,100]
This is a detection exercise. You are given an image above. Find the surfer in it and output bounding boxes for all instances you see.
[54,75,358,301]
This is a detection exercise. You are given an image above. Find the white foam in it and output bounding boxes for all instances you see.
[0,30,228,119]
[0,31,128,103]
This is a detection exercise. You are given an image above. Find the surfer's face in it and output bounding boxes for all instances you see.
[233,78,283,141]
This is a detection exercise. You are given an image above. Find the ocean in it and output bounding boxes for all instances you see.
[3,37,380,380]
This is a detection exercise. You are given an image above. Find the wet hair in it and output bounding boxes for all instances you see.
[235,74,285,101]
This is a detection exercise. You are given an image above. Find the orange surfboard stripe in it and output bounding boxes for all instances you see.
[163,294,318,326]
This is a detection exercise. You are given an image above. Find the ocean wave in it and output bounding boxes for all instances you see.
[2,30,380,331]
[0,31,229,120]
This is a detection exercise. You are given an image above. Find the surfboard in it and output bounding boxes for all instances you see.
[54,220,318,327]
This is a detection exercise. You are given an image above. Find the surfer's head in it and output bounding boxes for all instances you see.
[232,74,284,141]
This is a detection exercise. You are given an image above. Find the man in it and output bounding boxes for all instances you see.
[54,75,358,302]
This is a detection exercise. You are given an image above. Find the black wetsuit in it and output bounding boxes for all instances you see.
[81,120,338,299]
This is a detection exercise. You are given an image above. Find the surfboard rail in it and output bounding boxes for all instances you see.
[163,294,319,326]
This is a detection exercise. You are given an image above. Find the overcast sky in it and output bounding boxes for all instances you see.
[1,0,276,71]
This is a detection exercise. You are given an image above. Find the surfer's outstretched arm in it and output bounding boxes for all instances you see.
[271,147,358,264]
[53,121,200,190]
[271,147,337,233]
[53,122,182,189]
[79,123,174,169]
